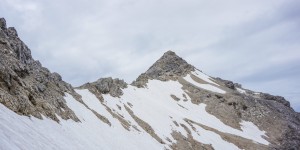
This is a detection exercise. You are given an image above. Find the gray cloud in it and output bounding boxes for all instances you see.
[1,0,299,111]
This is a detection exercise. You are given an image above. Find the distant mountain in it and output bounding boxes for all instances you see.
[0,18,299,150]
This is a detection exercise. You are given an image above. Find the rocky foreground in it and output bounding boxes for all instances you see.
[0,18,300,150]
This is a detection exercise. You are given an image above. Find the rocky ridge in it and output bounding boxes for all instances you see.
[0,18,79,122]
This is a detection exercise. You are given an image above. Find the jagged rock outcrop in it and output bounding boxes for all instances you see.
[132,51,195,87]
[215,77,236,89]
[79,77,127,97]
[215,77,291,108]
[0,18,79,122]
[259,93,290,107]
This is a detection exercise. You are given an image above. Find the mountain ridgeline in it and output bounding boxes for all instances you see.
[0,18,299,150]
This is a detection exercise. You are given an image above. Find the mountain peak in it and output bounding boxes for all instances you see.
[145,50,194,78]
[162,50,176,56]
[132,50,195,87]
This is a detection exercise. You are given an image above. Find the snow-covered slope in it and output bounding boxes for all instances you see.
[0,93,163,150]
[91,78,269,148]
[0,71,270,150]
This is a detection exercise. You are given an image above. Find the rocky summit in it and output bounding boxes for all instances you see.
[0,18,300,150]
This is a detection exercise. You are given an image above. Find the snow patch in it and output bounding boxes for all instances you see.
[237,88,246,94]
[192,70,219,86]
[240,121,268,145]
[190,124,240,150]
[184,74,226,94]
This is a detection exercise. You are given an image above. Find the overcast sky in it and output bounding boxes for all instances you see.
[1,0,299,111]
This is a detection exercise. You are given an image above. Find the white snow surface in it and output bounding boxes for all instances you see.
[184,72,226,94]
[192,70,219,86]
[0,94,164,150]
[0,79,269,150]
[237,88,247,94]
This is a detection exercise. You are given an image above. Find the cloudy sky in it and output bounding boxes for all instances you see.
[1,0,299,111]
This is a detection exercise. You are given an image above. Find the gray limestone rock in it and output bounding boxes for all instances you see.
[0,18,79,122]
[259,93,290,107]
[215,77,236,89]
[132,50,195,87]
[0,18,7,30]
[7,27,18,37]
[79,77,127,97]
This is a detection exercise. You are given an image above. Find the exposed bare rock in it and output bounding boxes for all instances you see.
[259,93,290,107]
[79,77,127,97]
[171,94,180,101]
[91,109,111,126]
[132,50,195,87]
[215,78,235,89]
[170,130,214,150]
[0,18,79,122]
[0,18,7,32]
[131,73,149,88]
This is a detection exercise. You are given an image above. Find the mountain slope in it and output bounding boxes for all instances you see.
[0,18,300,150]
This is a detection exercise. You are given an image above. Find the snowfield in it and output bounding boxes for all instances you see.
[0,77,269,150]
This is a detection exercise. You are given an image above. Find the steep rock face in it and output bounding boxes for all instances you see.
[0,18,78,122]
